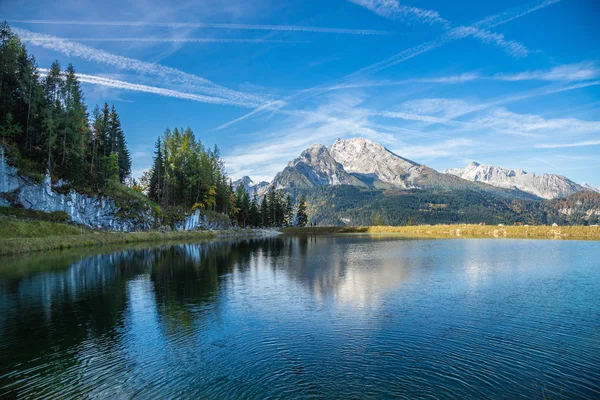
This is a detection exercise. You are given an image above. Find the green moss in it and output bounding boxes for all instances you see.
[0,214,86,239]
[0,208,72,224]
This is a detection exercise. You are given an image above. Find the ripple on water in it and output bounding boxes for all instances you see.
[1,237,599,399]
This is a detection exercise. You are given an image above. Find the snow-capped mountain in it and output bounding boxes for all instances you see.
[269,138,532,197]
[271,144,366,190]
[445,162,584,199]
[581,183,600,193]
[329,138,422,188]
[233,176,269,196]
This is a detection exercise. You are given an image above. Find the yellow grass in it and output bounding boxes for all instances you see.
[280,225,600,240]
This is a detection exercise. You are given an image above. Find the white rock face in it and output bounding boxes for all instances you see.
[445,161,584,199]
[329,138,422,188]
[581,183,600,193]
[233,176,269,196]
[0,146,155,230]
[272,144,363,190]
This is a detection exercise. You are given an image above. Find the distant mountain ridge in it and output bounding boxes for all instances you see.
[269,138,537,199]
[240,137,593,201]
[232,176,269,196]
[445,161,585,199]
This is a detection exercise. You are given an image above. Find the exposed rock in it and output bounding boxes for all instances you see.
[445,161,585,199]
[271,144,366,190]
[329,138,421,188]
[232,176,269,196]
[0,146,154,231]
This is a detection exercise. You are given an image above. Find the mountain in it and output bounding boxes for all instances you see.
[233,176,269,196]
[329,138,421,188]
[271,144,367,190]
[581,183,600,193]
[445,162,585,199]
[294,186,600,226]
[271,138,536,199]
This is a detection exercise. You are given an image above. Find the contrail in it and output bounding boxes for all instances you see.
[217,0,562,129]
[14,28,271,107]
[346,0,451,27]
[346,0,561,79]
[38,69,262,108]
[9,19,394,36]
[21,37,308,44]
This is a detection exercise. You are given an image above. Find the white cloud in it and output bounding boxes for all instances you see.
[23,37,307,44]
[451,27,529,58]
[10,19,392,36]
[536,140,600,149]
[15,28,270,107]
[493,62,600,82]
[38,69,262,107]
[346,0,450,26]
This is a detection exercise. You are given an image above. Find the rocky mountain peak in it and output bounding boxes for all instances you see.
[445,162,584,199]
[329,137,421,188]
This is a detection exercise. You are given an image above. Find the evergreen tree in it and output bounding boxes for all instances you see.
[148,137,163,202]
[260,195,269,227]
[285,194,294,226]
[250,190,260,227]
[297,195,308,227]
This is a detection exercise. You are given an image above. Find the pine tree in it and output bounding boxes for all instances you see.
[297,195,308,227]
[285,194,294,226]
[148,137,163,202]
[260,195,269,227]
[250,190,260,227]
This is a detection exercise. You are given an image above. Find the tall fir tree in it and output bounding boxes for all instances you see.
[297,195,308,227]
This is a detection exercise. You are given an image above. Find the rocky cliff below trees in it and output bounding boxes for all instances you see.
[0,146,228,231]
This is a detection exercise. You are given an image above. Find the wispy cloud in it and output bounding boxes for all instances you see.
[15,27,270,107]
[38,69,261,107]
[493,62,600,82]
[349,0,560,78]
[346,0,450,27]
[22,37,308,44]
[215,0,560,131]
[10,19,393,36]
[536,140,600,149]
[451,27,529,58]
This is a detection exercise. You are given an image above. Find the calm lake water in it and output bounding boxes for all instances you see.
[1,236,599,399]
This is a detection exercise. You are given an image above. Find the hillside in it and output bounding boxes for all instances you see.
[286,186,600,226]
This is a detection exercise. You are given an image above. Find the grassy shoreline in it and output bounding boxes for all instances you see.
[280,225,600,240]
[2,222,599,257]
[0,228,281,256]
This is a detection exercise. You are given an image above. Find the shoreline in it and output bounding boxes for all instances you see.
[0,229,280,257]
[280,225,600,240]
[2,224,599,257]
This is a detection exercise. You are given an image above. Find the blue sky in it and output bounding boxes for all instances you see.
[2,0,599,186]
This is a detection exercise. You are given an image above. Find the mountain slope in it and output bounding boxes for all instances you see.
[233,176,269,196]
[271,138,537,199]
[288,186,600,226]
[445,162,584,199]
[271,144,367,190]
[329,138,421,188]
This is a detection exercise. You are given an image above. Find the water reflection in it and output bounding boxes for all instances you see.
[1,237,599,399]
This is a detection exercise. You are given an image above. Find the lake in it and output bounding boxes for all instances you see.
[1,236,599,399]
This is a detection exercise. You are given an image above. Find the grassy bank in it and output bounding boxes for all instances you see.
[0,212,279,256]
[280,225,600,240]
[0,228,218,256]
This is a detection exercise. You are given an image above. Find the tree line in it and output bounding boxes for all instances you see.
[0,22,131,189]
[2,22,310,227]
[230,185,308,228]
[143,128,309,226]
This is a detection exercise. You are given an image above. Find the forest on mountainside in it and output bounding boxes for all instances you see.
[293,186,600,226]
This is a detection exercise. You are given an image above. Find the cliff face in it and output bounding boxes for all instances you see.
[1,147,155,231]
